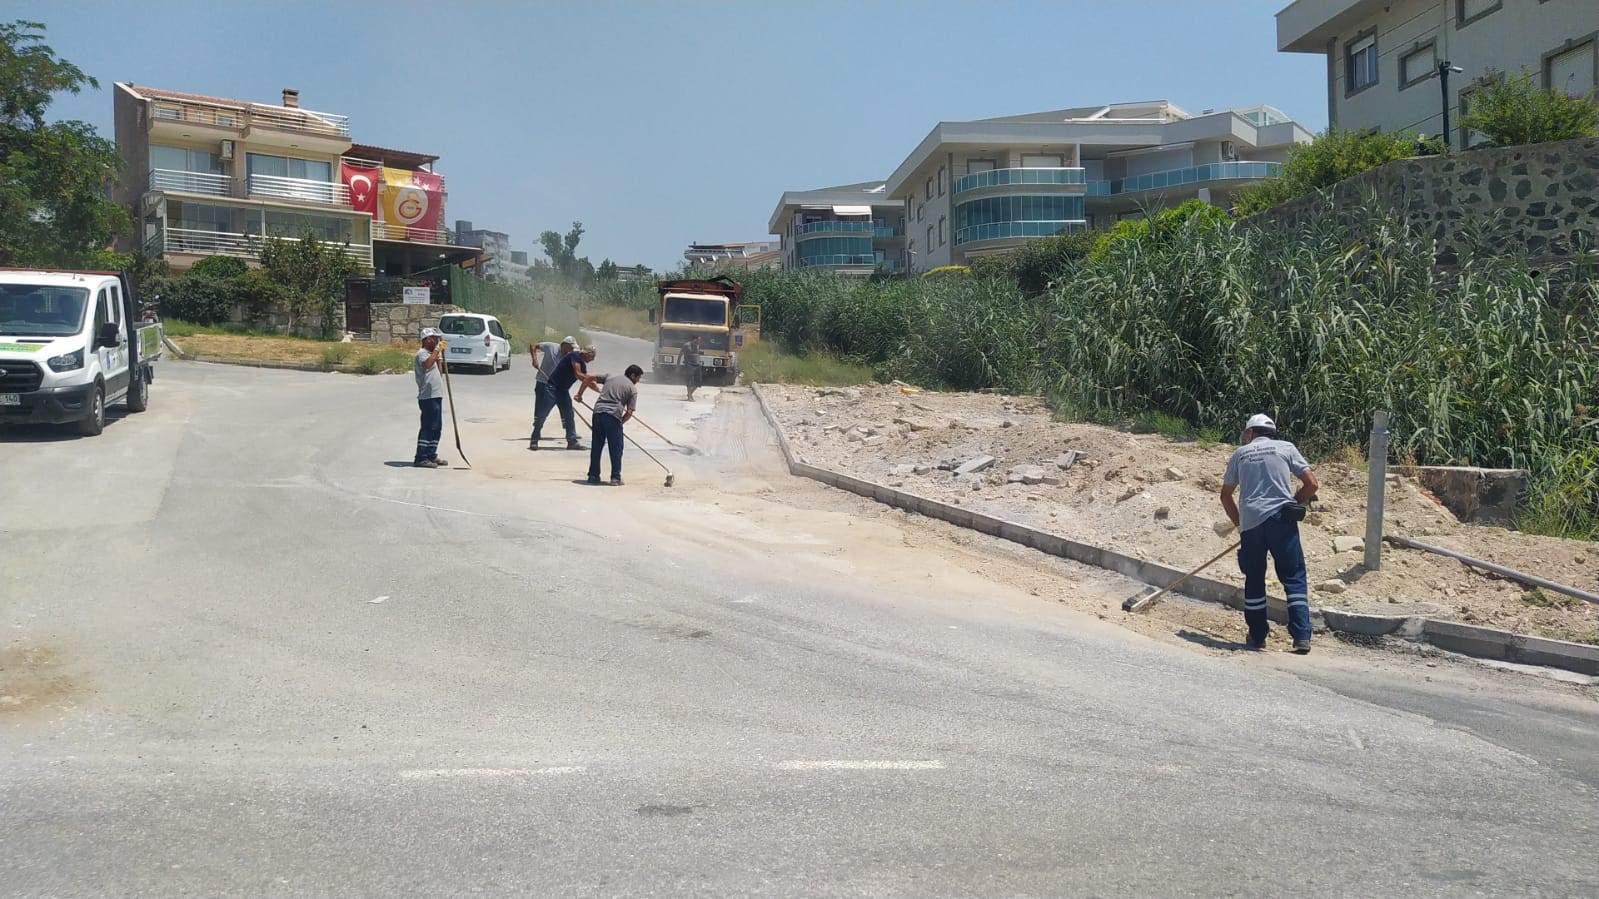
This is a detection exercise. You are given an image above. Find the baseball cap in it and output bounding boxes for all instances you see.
[561,335,577,346]
[1245,413,1277,432]
[420,327,442,339]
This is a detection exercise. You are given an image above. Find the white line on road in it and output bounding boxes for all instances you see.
[774,760,945,771]
[369,596,389,604]
[399,766,586,779]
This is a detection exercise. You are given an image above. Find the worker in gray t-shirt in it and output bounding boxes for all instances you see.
[528,336,576,449]
[1220,413,1320,653]
[411,327,447,468]
[586,364,642,486]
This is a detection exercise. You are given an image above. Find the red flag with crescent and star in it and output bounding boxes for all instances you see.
[340,161,379,216]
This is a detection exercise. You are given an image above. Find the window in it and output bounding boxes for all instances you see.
[1020,154,1063,168]
[937,216,945,246]
[967,159,996,174]
[176,202,234,233]
[917,202,924,223]
[926,226,933,250]
[94,288,111,335]
[937,166,945,196]
[1345,30,1378,95]
[488,320,506,338]
[1400,42,1437,89]
[925,176,934,199]
[245,153,333,182]
[1546,38,1597,97]
[151,145,222,174]
[1456,0,1500,27]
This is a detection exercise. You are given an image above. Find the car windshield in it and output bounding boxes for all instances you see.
[0,285,91,338]
[664,297,725,325]
[438,315,486,336]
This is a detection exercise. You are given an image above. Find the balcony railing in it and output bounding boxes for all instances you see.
[796,220,874,235]
[372,221,453,244]
[147,95,350,138]
[159,227,371,267]
[954,220,1086,246]
[1090,161,1284,196]
[873,226,903,239]
[797,255,881,267]
[247,173,350,205]
[148,169,230,197]
[953,167,1086,195]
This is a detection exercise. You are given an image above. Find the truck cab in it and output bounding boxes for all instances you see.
[649,276,755,387]
[0,270,161,436]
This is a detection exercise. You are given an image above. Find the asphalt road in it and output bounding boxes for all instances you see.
[2,332,1597,897]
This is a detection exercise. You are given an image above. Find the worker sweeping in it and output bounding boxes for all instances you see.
[1219,413,1319,653]
[410,327,449,469]
[582,364,643,486]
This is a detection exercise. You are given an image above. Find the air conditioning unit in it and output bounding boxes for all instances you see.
[1220,141,1237,161]
[220,139,235,160]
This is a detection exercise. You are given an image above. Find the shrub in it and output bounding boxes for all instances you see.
[1461,68,1599,147]
[187,254,248,280]
[920,265,970,279]
[1233,128,1438,216]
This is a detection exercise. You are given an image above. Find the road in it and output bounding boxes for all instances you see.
[3,331,1597,897]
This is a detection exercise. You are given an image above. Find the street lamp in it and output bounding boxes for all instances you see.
[1438,60,1465,151]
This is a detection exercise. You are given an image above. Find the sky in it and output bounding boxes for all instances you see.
[15,1,1326,272]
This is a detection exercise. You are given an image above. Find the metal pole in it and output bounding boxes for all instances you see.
[1439,61,1452,152]
[1364,411,1389,571]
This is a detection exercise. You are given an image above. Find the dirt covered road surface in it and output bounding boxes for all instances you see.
[761,383,1598,646]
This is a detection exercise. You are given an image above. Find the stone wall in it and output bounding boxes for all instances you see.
[368,303,462,344]
[1251,138,1599,268]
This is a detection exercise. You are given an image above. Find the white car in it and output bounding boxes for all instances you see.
[437,312,512,373]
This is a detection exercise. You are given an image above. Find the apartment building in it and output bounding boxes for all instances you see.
[454,221,530,285]
[1277,0,1597,150]
[113,84,375,271]
[349,144,482,284]
[885,101,1311,270]
[767,182,906,276]
[684,241,781,271]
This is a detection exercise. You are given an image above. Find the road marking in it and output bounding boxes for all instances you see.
[369,596,389,604]
[399,766,586,779]
[774,760,945,771]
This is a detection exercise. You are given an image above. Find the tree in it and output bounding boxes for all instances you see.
[537,221,585,280]
[0,21,128,266]
[1232,128,1440,216]
[596,258,618,281]
[258,232,358,336]
[1462,68,1599,148]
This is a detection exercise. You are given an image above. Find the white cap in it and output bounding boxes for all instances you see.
[1245,413,1276,432]
[420,327,442,339]
[561,335,577,346]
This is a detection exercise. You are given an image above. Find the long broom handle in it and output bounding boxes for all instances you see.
[439,351,471,468]
[573,403,672,476]
[580,396,682,450]
[1140,540,1240,608]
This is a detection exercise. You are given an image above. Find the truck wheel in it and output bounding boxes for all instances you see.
[78,383,105,436]
[127,367,150,412]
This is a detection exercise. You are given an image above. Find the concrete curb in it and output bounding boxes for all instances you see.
[749,383,1599,677]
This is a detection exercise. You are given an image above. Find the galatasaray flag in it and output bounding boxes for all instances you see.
[340,162,379,216]
[380,167,443,236]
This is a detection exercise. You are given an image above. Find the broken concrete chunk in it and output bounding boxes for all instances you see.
[1333,536,1365,553]
[1154,506,1170,520]
[955,455,996,475]
[1055,450,1080,471]
[893,417,932,432]
[862,435,887,447]
[1213,520,1236,537]
[1115,486,1145,503]
[846,429,865,443]
[1316,579,1349,594]
[1164,467,1186,481]
[1006,464,1048,485]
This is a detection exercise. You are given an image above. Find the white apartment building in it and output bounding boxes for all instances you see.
[1277,0,1597,150]
[767,182,906,275]
[454,221,530,284]
[885,101,1311,270]
[684,241,781,271]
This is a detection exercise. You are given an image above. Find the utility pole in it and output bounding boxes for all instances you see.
[1438,59,1465,151]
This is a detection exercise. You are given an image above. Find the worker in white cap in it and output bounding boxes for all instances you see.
[1219,413,1320,653]
[412,327,448,468]
[527,335,578,449]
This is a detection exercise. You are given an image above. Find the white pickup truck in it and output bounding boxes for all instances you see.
[0,269,163,436]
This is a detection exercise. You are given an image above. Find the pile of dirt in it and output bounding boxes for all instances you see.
[763,384,1598,644]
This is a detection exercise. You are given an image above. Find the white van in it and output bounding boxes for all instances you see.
[0,270,162,436]
[437,312,512,374]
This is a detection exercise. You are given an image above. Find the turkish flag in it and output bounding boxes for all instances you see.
[340,162,379,216]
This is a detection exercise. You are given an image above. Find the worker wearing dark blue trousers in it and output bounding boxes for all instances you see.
[1220,413,1320,653]
[585,364,642,485]
[412,328,448,469]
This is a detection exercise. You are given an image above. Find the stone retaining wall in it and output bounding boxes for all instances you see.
[1251,137,1599,267]
[368,303,462,344]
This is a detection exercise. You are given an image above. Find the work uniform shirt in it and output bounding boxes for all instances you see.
[592,374,639,420]
[414,348,443,400]
[548,351,587,394]
[682,341,701,366]
[1223,436,1310,532]
[534,342,563,384]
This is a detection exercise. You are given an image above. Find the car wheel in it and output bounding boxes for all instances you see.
[127,367,150,412]
[78,382,105,436]
[489,353,499,375]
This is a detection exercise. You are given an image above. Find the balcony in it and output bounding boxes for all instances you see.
[149,169,229,197]
[1088,161,1284,197]
[373,221,453,244]
[797,254,881,268]
[155,226,372,267]
[954,220,1086,246]
[953,167,1086,195]
[247,173,350,205]
[147,95,350,139]
[796,220,875,236]
[873,226,903,239]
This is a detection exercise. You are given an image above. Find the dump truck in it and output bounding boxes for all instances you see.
[648,276,758,387]
[0,269,163,436]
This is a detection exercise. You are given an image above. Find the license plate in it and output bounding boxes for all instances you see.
[450,347,472,354]
[0,394,19,406]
